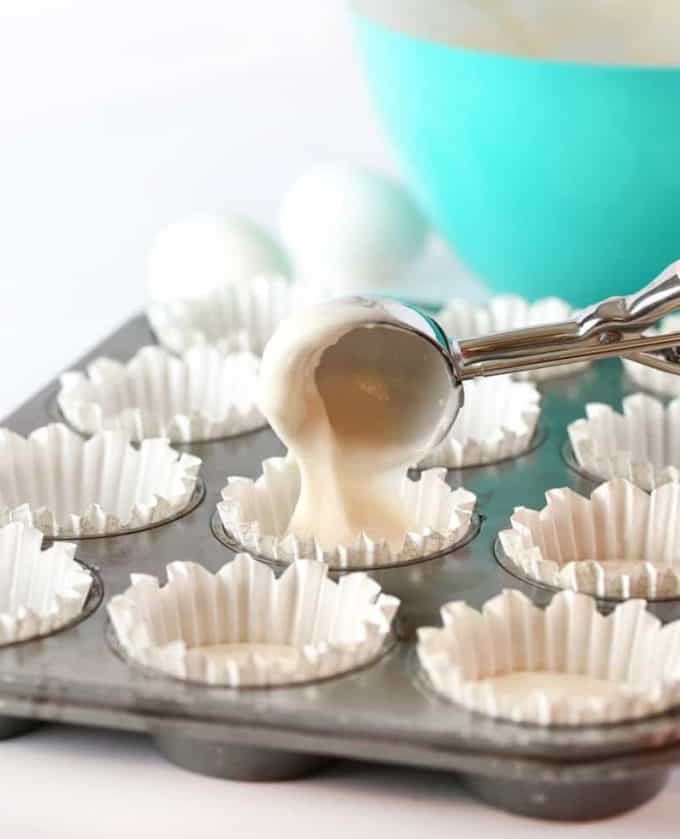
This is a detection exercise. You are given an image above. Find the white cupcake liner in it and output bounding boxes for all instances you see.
[0,423,201,538]
[0,521,92,644]
[417,375,541,468]
[622,314,680,396]
[417,588,680,726]
[107,553,400,686]
[568,393,680,491]
[217,456,476,570]
[57,345,264,443]
[437,295,588,382]
[147,274,295,356]
[499,478,680,600]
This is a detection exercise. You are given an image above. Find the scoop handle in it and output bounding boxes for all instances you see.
[455,260,680,378]
[619,260,680,324]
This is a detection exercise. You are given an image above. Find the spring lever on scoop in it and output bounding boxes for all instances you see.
[455,261,680,379]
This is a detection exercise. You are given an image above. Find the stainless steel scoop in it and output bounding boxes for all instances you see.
[357,259,680,446]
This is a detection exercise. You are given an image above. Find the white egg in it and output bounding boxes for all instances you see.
[279,164,429,294]
[146,215,290,303]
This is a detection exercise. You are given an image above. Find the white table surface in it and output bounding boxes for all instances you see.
[0,2,679,834]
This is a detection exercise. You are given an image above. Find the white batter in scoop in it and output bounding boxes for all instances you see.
[259,300,453,550]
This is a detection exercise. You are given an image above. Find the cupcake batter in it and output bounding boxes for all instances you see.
[481,671,629,702]
[259,300,452,550]
[191,642,299,669]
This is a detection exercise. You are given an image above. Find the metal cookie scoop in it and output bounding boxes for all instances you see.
[350,260,680,447]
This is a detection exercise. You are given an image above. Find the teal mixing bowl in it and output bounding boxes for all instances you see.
[352,3,680,305]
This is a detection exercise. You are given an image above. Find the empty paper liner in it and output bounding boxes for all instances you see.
[418,375,541,468]
[568,393,680,491]
[437,295,588,382]
[499,478,680,599]
[0,423,201,538]
[622,314,680,396]
[418,588,680,725]
[108,553,399,686]
[0,521,92,644]
[57,345,264,442]
[147,275,296,356]
[217,457,476,569]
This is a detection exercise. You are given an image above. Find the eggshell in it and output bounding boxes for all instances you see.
[146,215,290,303]
[279,164,428,294]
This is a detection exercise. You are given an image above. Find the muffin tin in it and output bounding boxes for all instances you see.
[3,312,680,822]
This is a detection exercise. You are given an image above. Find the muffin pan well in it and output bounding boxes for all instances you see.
[2,313,680,822]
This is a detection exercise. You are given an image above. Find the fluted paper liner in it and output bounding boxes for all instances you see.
[500,478,680,599]
[418,375,540,468]
[417,588,680,725]
[622,314,680,396]
[58,345,264,442]
[0,521,92,644]
[568,393,680,491]
[217,457,476,569]
[108,553,400,686]
[437,295,588,382]
[147,275,295,356]
[0,423,201,538]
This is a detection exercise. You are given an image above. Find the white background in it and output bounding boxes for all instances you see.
[0,0,390,418]
[0,2,679,835]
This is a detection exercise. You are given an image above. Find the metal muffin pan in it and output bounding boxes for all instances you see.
[2,314,680,822]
